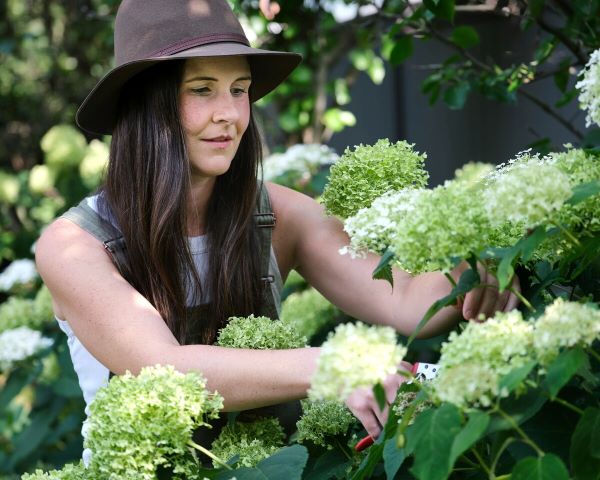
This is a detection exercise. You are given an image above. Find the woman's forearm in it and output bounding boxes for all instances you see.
[158,344,321,411]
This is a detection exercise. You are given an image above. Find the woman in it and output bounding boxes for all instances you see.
[35,0,517,447]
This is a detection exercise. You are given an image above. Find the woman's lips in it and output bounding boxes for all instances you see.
[202,136,233,149]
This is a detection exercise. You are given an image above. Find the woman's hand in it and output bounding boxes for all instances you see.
[454,262,520,321]
[344,363,412,439]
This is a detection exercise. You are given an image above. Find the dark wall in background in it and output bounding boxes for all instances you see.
[329,14,586,186]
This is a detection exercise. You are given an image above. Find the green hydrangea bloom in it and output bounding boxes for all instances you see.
[433,311,535,409]
[21,461,87,480]
[210,417,285,468]
[0,287,54,334]
[392,390,431,423]
[387,181,491,274]
[321,139,429,219]
[216,314,306,349]
[575,48,600,128]
[534,298,600,365]
[296,399,356,447]
[85,365,223,479]
[280,288,338,340]
[309,322,406,401]
[453,162,495,185]
[41,125,87,169]
[485,152,572,229]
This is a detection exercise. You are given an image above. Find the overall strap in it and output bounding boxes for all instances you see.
[255,182,283,319]
[60,198,131,280]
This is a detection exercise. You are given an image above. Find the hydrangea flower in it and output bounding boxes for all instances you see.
[485,152,572,229]
[0,326,52,371]
[387,181,490,273]
[433,362,502,409]
[309,322,406,401]
[210,417,285,468]
[296,399,356,447]
[216,315,307,349]
[21,461,88,480]
[85,365,223,479]
[453,162,495,185]
[280,288,338,340]
[575,47,600,128]
[534,298,600,365]
[0,287,54,334]
[262,144,339,182]
[321,139,429,219]
[0,259,38,291]
[432,311,534,409]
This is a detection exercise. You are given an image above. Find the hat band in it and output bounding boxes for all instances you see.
[149,33,250,58]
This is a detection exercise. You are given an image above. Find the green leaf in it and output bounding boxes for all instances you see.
[443,81,470,110]
[498,361,536,395]
[305,448,350,480]
[449,411,489,467]
[408,403,463,480]
[0,367,34,411]
[383,438,405,479]
[487,388,547,434]
[373,383,387,410]
[520,225,548,262]
[352,442,384,480]
[571,407,600,478]
[390,36,413,65]
[373,249,395,287]
[566,181,600,206]
[220,445,308,480]
[407,267,479,345]
[423,0,455,21]
[542,347,587,398]
[451,26,479,49]
[511,454,569,480]
[322,108,356,133]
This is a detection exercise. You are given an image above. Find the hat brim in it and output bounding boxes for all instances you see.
[76,42,301,135]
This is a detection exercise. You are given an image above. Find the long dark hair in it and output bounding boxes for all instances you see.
[103,60,263,344]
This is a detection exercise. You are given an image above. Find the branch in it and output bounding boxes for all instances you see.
[535,15,588,64]
[518,88,584,140]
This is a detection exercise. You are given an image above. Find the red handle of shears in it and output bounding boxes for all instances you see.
[353,363,421,452]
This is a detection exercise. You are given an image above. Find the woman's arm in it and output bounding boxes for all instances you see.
[35,218,319,411]
[269,183,517,337]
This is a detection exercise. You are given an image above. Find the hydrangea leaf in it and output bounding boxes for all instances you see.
[353,442,385,480]
[486,388,547,435]
[372,249,395,287]
[498,360,536,396]
[407,267,480,346]
[304,448,350,480]
[542,347,587,398]
[373,382,387,411]
[407,403,462,480]
[571,407,600,478]
[383,437,406,479]
[566,180,600,205]
[511,454,569,480]
[448,411,489,468]
[219,445,308,480]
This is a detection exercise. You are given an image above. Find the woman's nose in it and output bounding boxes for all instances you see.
[212,94,239,124]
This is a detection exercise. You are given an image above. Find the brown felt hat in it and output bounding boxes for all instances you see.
[76,0,302,135]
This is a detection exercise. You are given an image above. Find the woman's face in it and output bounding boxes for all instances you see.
[179,56,251,180]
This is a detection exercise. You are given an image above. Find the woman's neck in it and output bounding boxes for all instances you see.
[186,176,216,236]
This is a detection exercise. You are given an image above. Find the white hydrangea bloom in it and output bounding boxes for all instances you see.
[342,189,423,258]
[575,48,600,128]
[432,311,534,409]
[485,152,572,229]
[309,322,406,401]
[0,259,38,291]
[262,144,339,181]
[534,298,600,365]
[0,326,53,370]
[433,363,502,409]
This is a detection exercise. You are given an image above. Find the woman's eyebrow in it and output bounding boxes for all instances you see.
[184,75,252,83]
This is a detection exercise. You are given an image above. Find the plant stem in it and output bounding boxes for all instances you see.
[588,347,600,364]
[509,286,535,312]
[497,408,544,456]
[444,272,458,287]
[187,439,232,470]
[335,437,353,461]
[550,221,581,248]
[490,437,514,478]
[470,447,491,477]
[551,396,584,415]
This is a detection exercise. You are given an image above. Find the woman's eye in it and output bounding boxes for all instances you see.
[231,87,247,96]
[191,87,210,95]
